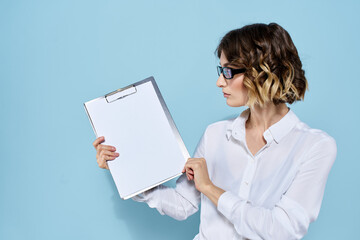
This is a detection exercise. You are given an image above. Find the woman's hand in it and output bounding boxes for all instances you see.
[92,136,119,170]
[182,158,213,193]
[182,157,226,207]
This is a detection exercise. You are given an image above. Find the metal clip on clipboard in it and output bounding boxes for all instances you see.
[105,84,137,103]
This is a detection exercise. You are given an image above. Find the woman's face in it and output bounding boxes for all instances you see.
[216,52,249,107]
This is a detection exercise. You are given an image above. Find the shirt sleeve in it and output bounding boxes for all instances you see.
[131,129,207,221]
[217,136,337,240]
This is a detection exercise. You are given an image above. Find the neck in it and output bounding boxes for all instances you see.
[246,102,289,133]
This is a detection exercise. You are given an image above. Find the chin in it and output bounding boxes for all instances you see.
[226,99,246,108]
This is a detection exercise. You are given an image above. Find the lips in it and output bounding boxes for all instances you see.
[223,92,230,98]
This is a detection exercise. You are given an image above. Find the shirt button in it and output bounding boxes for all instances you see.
[244,181,249,185]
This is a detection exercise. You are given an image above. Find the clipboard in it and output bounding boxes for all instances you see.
[84,76,190,200]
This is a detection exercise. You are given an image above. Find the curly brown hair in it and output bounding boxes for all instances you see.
[216,23,308,107]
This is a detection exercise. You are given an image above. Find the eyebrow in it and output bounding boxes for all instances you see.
[219,62,230,67]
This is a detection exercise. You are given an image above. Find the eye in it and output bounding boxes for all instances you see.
[223,68,232,78]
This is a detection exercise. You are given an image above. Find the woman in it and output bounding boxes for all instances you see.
[92,23,337,240]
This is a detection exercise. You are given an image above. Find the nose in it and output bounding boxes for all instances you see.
[216,74,227,88]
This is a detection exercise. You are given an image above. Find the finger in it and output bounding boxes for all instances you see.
[98,158,108,169]
[93,136,105,149]
[185,170,194,179]
[98,154,116,169]
[189,174,194,180]
[186,158,196,164]
[185,169,194,180]
[184,161,198,170]
[99,157,111,169]
[187,172,193,181]
[102,161,109,170]
[96,145,115,161]
[99,152,118,163]
[97,144,116,153]
[96,146,117,163]
[184,164,196,175]
[183,166,190,180]
[182,161,192,173]
[101,150,120,159]
[184,165,194,173]
[100,160,109,169]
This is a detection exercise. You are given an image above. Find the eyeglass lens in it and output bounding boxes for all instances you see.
[223,68,232,78]
[217,66,232,79]
[217,66,232,78]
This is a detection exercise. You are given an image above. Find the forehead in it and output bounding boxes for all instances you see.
[219,51,230,67]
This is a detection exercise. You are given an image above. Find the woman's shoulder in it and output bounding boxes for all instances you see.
[203,109,249,136]
[202,116,238,137]
[293,119,337,147]
[207,118,235,129]
[292,120,337,167]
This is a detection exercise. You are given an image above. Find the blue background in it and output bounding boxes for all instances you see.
[1,0,359,239]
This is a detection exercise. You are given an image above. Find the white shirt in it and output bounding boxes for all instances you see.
[132,108,337,240]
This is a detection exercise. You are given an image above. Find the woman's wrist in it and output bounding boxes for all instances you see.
[202,183,226,207]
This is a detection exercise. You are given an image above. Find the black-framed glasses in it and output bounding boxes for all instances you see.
[217,66,246,79]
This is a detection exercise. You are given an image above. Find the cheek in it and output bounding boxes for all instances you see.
[230,76,247,93]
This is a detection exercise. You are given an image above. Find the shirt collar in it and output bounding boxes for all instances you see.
[267,108,300,143]
[226,107,300,144]
[226,108,250,141]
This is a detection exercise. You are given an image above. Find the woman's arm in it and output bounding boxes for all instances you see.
[182,157,225,206]
[132,173,200,221]
[185,136,337,239]
[132,129,207,221]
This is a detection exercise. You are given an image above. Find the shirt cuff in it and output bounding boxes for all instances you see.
[217,191,246,221]
[131,186,158,202]
[131,193,146,202]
